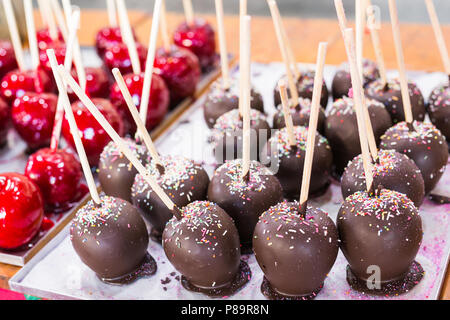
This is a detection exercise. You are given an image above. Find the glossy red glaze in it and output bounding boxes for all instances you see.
[67,67,110,102]
[25,148,82,209]
[11,92,57,150]
[39,41,68,87]
[95,26,137,57]
[154,45,200,105]
[62,98,124,166]
[0,41,18,80]
[0,69,54,104]
[173,18,216,71]
[36,28,64,52]
[110,72,169,134]
[0,173,44,250]
[0,97,10,148]
[103,42,147,76]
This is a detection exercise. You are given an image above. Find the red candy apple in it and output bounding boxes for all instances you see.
[95,26,137,57]
[62,98,124,166]
[103,42,147,76]
[39,41,69,87]
[154,45,201,106]
[25,148,82,210]
[173,18,216,71]
[0,40,18,80]
[0,69,54,104]
[0,97,10,148]
[11,92,57,151]
[36,28,64,52]
[67,67,110,102]
[0,173,44,250]
[110,72,169,134]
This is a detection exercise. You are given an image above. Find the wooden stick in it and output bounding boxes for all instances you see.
[425,0,450,76]
[106,0,118,27]
[278,80,296,147]
[70,6,87,91]
[241,15,251,180]
[139,0,163,129]
[388,0,414,124]
[2,0,25,71]
[37,0,48,27]
[334,0,348,36]
[215,0,230,89]
[355,0,365,81]
[160,0,171,52]
[366,0,387,86]
[238,0,247,116]
[47,50,101,204]
[335,0,378,161]
[112,68,162,166]
[24,0,40,71]
[268,0,299,107]
[61,4,86,91]
[59,66,177,212]
[49,12,77,151]
[50,0,68,41]
[274,2,300,80]
[344,28,374,192]
[44,0,59,40]
[116,0,141,75]
[299,42,327,206]
[182,0,194,26]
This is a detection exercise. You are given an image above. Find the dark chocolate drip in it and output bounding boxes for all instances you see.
[171,206,183,220]
[345,261,424,296]
[406,121,415,132]
[156,163,165,175]
[298,201,307,218]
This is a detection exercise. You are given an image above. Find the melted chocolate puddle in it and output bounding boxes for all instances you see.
[181,260,251,298]
[98,252,157,285]
[428,193,450,204]
[261,276,323,300]
[346,260,424,296]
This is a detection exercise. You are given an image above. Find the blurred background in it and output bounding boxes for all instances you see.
[71,0,450,23]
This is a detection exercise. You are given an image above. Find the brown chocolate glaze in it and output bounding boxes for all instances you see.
[163,201,243,294]
[99,253,157,285]
[341,149,425,207]
[253,202,339,298]
[274,70,329,108]
[131,155,209,241]
[346,261,424,296]
[337,189,423,290]
[427,83,450,143]
[272,97,326,134]
[98,138,148,202]
[365,78,426,124]
[331,59,380,100]
[261,126,333,200]
[181,260,251,297]
[70,195,150,282]
[211,109,271,164]
[380,121,449,194]
[207,159,283,249]
[203,77,264,128]
[324,96,392,176]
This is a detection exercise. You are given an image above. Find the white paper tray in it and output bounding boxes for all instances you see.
[9,62,450,300]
